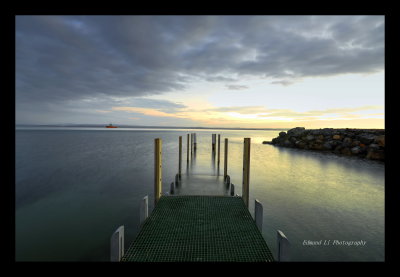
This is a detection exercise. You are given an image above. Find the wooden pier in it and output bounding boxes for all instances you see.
[111,133,290,262]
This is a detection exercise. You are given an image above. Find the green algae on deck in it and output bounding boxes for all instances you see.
[122,195,274,262]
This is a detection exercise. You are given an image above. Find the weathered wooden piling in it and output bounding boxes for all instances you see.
[187,134,189,162]
[191,133,194,156]
[175,173,180,186]
[225,175,230,186]
[154,138,162,206]
[110,225,125,262]
[194,133,197,151]
[242,138,251,208]
[212,134,216,153]
[179,136,182,178]
[217,134,221,166]
[224,138,228,180]
[230,183,235,196]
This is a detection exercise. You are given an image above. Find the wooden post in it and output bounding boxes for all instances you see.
[179,136,182,178]
[140,196,148,226]
[110,225,124,261]
[194,133,197,151]
[255,199,263,231]
[191,133,193,156]
[217,134,221,166]
[225,175,230,185]
[187,134,189,162]
[277,230,290,261]
[224,138,228,180]
[154,138,162,206]
[212,134,216,153]
[242,138,251,208]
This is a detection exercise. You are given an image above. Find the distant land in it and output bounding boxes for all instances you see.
[15,123,290,131]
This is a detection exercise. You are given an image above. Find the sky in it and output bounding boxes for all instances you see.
[16,15,385,128]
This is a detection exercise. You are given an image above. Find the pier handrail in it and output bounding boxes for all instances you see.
[111,133,290,262]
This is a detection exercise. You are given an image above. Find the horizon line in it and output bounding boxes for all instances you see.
[15,123,289,131]
[15,123,385,131]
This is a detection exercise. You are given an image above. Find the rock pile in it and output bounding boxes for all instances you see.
[264,127,385,161]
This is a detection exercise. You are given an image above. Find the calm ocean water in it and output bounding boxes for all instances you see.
[15,127,384,261]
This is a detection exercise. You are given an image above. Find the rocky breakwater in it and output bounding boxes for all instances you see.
[264,127,385,162]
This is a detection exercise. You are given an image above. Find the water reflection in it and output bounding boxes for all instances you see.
[275,146,384,179]
[211,149,216,175]
[16,129,384,261]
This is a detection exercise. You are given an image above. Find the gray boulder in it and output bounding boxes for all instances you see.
[262,141,273,144]
[321,128,334,136]
[351,140,361,147]
[358,133,376,144]
[334,145,343,153]
[374,135,385,147]
[341,147,352,156]
[306,135,315,141]
[366,149,384,161]
[342,137,353,147]
[283,139,293,147]
[323,142,333,150]
[310,142,324,150]
[287,127,306,136]
[295,140,307,149]
[310,129,322,135]
[351,146,361,154]
[368,143,380,151]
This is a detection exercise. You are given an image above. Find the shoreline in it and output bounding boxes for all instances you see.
[263,127,385,162]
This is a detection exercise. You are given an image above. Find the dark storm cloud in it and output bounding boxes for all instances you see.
[16,15,384,107]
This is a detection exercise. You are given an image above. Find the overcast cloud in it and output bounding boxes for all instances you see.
[16,15,384,124]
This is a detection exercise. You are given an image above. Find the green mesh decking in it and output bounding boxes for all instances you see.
[122,195,274,262]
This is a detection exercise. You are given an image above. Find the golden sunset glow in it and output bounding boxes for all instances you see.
[108,101,384,129]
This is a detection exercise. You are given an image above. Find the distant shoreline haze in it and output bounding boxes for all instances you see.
[15,124,384,131]
[15,124,290,131]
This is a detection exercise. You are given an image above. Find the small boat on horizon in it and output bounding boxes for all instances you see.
[106,123,118,128]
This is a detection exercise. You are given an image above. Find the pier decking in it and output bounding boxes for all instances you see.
[174,174,229,196]
[122,195,274,262]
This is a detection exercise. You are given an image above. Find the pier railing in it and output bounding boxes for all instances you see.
[111,133,290,262]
